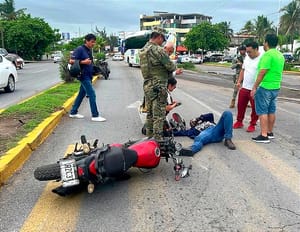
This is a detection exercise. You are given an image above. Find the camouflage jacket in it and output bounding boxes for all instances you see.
[231,54,246,74]
[140,41,176,87]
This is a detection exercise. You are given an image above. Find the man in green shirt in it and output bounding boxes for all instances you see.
[251,34,285,143]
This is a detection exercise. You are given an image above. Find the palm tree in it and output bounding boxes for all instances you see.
[0,0,26,20]
[254,15,276,44]
[279,0,300,51]
[216,21,234,39]
[240,20,255,34]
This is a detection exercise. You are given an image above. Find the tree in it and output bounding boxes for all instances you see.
[2,15,59,59]
[216,21,234,40]
[279,0,300,51]
[240,20,255,34]
[254,15,275,44]
[184,22,229,52]
[0,0,26,20]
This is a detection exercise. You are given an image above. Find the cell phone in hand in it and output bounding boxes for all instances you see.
[176,102,182,107]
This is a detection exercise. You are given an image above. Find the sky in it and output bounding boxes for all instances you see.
[14,0,292,38]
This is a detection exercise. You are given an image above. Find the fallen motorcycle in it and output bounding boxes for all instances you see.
[34,135,191,196]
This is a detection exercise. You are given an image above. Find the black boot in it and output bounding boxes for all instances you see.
[179,147,194,156]
[224,139,236,150]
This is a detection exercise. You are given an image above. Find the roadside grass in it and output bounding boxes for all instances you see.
[0,81,80,155]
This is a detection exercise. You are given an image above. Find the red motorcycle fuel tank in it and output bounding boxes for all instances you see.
[129,139,161,168]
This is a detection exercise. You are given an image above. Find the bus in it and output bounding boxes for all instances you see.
[122,30,151,67]
[122,30,177,67]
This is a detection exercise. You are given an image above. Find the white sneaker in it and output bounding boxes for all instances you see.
[91,116,106,122]
[69,113,84,119]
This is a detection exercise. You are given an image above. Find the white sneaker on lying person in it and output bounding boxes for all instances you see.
[91,116,106,122]
[69,113,84,119]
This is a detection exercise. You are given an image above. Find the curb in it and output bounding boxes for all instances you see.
[0,76,100,186]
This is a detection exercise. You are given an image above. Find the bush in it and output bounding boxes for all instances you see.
[177,62,196,71]
[284,62,293,71]
[59,51,76,82]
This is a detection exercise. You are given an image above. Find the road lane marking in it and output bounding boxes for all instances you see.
[20,145,83,232]
[238,140,300,197]
[20,182,83,232]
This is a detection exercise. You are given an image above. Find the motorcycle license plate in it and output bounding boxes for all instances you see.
[60,159,80,187]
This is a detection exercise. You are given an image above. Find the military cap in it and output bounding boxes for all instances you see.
[152,26,166,41]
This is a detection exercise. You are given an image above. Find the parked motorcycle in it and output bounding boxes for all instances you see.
[95,59,110,80]
[34,135,191,196]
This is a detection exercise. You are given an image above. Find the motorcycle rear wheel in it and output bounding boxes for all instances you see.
[34,163,61,181]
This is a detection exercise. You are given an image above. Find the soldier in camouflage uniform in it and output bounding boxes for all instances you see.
[139,27,176,140]
[229,45,246,108]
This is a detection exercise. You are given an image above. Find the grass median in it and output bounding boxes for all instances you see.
[0,81,80,156]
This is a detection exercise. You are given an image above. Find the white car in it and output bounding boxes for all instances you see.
[112,54,124,61]
[53,55,63,63]
[0,55,18,93]
[189,55,203,64]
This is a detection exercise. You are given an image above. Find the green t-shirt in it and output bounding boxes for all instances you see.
[257,48,285,89]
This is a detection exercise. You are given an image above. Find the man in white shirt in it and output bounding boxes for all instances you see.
[233,41,262,132]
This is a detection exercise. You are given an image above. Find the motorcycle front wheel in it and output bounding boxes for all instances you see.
[34,163,61,181]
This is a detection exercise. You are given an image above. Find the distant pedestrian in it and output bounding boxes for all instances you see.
[69,33,106,122]
[229,45,246,108]
[233,41,261,132]
[251,34,285,143]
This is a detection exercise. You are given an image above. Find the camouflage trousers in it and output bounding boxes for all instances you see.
[144,87,167,140]
[232,73,242,100]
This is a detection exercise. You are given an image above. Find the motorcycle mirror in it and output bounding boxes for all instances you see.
[181,167,190,178]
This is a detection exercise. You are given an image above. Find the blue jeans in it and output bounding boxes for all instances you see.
[191,111,233,153]
[255,87,279,115]
[70,78,99,117]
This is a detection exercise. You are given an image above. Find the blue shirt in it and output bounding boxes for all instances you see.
[72,45,93,80]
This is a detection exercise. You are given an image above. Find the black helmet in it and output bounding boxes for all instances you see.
[238,45,246,51]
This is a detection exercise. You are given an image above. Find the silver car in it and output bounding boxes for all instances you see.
[0,55,18,93]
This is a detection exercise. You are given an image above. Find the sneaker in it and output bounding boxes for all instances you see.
[267,132,274,139]
[224,139,236,150]
[246,125,255,132]
[179,148,194,156]
[91,116,106,122]
[233,121,244,129]
[69,113,84,119]
[252,135,270,143]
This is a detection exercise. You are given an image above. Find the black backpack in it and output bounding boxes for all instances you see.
[68,60,81,78]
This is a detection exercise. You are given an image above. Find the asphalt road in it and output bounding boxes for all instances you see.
[0,60,299,232]
[0,61,62,109]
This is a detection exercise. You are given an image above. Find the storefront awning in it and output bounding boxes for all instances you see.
[176,45,188,52]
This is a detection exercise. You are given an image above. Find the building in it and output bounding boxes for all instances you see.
[140,11,212,49]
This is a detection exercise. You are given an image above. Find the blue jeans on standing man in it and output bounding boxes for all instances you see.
[191,111,233,153]
[70,78,99,117]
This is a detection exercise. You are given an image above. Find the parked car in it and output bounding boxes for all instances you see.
[53,54,63,63]
[283,53,294,63]
[112,54,124,61]
[0,55,18,93]
[0,48,8,56]
[5,53,25,69]
[222,55,234,63]
[189,55,203,64]
[208,54,224,62]
[177,55,191,63]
